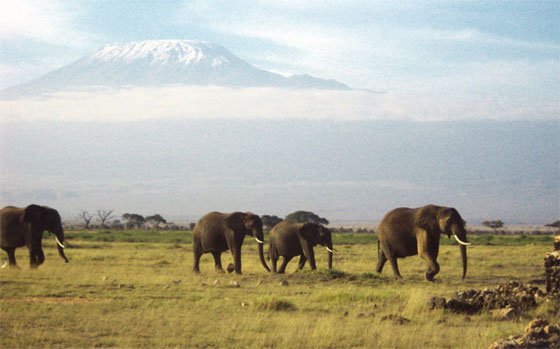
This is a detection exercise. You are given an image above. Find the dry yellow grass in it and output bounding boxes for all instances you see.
[0,237,557,348]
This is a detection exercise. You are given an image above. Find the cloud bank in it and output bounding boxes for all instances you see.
[2,84,558,122]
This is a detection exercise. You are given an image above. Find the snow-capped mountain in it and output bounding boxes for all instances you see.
[1,40,349,98]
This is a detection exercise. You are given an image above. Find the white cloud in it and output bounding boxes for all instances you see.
[412,28,560,51]
[1,82,557,122]
[0,0,91,48]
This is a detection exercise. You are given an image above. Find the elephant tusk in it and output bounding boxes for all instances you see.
[454,234,472,246]
[1,261,8,268]
[55,236,66,249]
[254,237,265,244]
[326,247,335,253]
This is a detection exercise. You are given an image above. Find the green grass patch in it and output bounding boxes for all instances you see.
[64,229,555,247]
[65,229,192,244]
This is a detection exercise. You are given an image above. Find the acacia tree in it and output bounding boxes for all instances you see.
[122,213,145,229]
[78,211,93,230]
[482,220,504,231]
[261,215,283,230]
[146,214,167,230]
[285,211,329,225]
[96,209,115,228]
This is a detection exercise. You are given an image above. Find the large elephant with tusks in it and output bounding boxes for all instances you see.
[376,205,471,281]
[1,205,68,268]
[193,212,270,274]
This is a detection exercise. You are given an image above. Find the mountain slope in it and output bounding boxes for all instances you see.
[1,40,349,98]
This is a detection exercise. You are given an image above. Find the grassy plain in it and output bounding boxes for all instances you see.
[1,231,558,348]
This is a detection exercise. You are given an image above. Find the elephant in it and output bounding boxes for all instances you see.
[268,221,334,273]
[0,204,69,268]
[192,211,270,274]
[375,204,471,281]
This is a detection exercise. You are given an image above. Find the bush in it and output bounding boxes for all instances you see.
[255,297,296,311]
[321,269,348,279]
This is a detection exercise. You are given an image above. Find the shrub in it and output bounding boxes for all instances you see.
[321,269,348,279]
[255,297,296,311]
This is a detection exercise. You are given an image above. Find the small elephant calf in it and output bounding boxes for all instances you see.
[268,221,334,273]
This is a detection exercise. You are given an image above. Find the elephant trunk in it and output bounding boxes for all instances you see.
[325,238,334,269]
[460,244,467,279]
[452,224,468,279]
[258,242,270,272]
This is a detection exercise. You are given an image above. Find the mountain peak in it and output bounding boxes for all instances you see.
[90,40,232,67]
[1,39,350,99]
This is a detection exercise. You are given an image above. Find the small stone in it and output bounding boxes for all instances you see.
[545,325,560,335]
[241,302,248,307]
[429,296,447,310]
[343,311,349,317]
[102,276,108,281]
[227,263,235,273]
[525,318,549,332]
[380,314,411,325]
[491,307,517,320]
[229,280,240,288]
[280,280,289,286]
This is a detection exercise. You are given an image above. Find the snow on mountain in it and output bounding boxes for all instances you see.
[1,40,349,98]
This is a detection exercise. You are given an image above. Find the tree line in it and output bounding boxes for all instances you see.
[73,210,332,231]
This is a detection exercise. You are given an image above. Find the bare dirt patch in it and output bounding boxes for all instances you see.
[0,297,112,304]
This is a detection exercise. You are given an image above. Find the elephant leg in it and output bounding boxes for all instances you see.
[271,250,279,273]
[1,247,17,267]
[37,249,45,265]
[375,250,388,273]
[278,255,293,274]
[297,255,307,270]
[419,251,440,281]
[211,252,225,273]
[380,243,401,278]
[27,245,39,268]
[386,251,402,279]
[225,235,243,275]
[193,243,202,273]
[417,230,440,281]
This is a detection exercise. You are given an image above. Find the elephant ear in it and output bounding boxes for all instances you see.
[243,212,259,228]
[24,204,45,228]
[298,223,319,246]
[224,212,245,231]
[414,206,439,233]
[439,207,464,233]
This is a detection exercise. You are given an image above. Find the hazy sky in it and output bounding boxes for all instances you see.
[2,1,559,110]
[0,1,559,224]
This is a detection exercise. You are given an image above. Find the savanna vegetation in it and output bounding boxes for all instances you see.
[1,230,558,348]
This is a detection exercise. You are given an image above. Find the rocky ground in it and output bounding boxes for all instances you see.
[429,281,557,317]
[489,318,560,349]
[429,281,559,348]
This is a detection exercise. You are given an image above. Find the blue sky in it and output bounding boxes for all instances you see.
[0,1,558,223]
[2,1,559,106]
